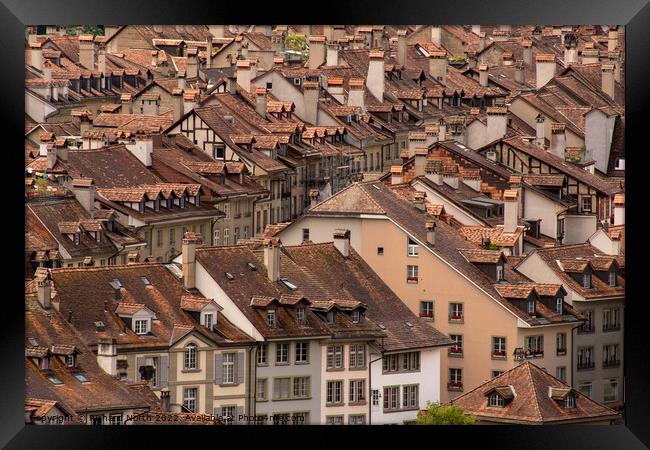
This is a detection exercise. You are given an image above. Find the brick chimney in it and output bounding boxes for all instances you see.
[186,48,198,79]
[70,178,96,213]
[308,35,326,69]
[486,106,508,143]
[431,26,442,46]
[414,148,428,177]
[613,193,624,226]
[263,237,281,282]
[120,93,133,114]
[333,229,351,258]
[607,26,619,52]
[443,172,459,190]
[309,189,319,209]
[325,42,339,66]
[182,231,203,290]
[126,133,154,167]
[429,51,447,85]
[97,338,117,377]
[550,123,566,159]
[601,63,615,100]
[183,91,199,115]
[78,34,95,70]
[390,165,403,185]
[255,87,267,118]
[37,273,52,309]
[160,390,171,412]
[205,35,213,69]
[236,59,252,92]
[425,220,436,246]
[413,191,426,211]
[28,41,43,70]
[425,160,443,185]
[478,63,489,87]
[535,114,546,148]
[367,50,385,102]
[535,54,555,89]
[503,189,519,233]
[347,78,365,112]
[522,40,533,67]
[302,80,319,125]
[438,119,447,141]
[326,77,345,103]
[397,29,407,67]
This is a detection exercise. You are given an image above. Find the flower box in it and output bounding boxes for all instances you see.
[450,348,463,354]
[419,313,433,318]
[449,315,464,320]
[492,351,506,357]
[447,381,463,389]
[406,276,418,282]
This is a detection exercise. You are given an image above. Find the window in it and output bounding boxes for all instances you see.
[134,319,149,335]
[449,302,464,322]
[276,343,289,364]
[66,354,76,367]
[204,313,214,331]
[491,370,504,378]
[553,333,567,357]
[377,247,384,255]
[257,344,267,365]
[492,336,507,358]
[581,196,592,212]
[604,379,618,403]
[221,406,236,424]
[349,414,366,425]
[183,387,198,412]
[383,354,399,373]
[156,229,163,247]
[603,308,621,331]
[602,344,620,368]
[615,158,625,170]
[326,311,335,324]
[293,376,310,398]
[403,385,419,409]
[448,368,463,390]
[267,309,276,327]
[583,272,592,289]
[222,352,235,384]
[326,415,343,425]
[302,228,310,242]
[406,265,419,283]
[296,307,305,324]
[419,301,434,319]
[383,386,400,411]
[184,343,198,370]
[407,238,419,256]
[74,373,89,383]
[525,335,544,356]
[109,414,123,425]
[577,346,594,370]
[608,269,617,287]
[349,344,366,369]
[327,344,343,369]
[564,393,576,409]
[488,392,505,407]
[47,375,63,385]
[527,297,536,314]
[556,366,567,382]
[352,309,360,323]
[349,379,366,403]
[256,379,267,401]
[580,310,595,333]
[326,380,343,404]
[223,228,230,245]
[578,381,593,398]
[372,389,380,406]
[449,334,463,356]
[295,342,309,363]
[556,297,563,314]
[90,415,103,425]
[273,377,291,400]
[496,264,504,281]
[266,81,273,90]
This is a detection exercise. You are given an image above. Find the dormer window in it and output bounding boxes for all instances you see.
[527,297,536,315]
[154,199,160,212]
[496,264,504,282]
[74,233,80,245]
[488,392,505,407]
[352,310,360,323]
[180,196,186,208]
[267,309,276,327]
[139,201,145,213]
[326,310,335,324]
[133,318,150,335]
[203,312,214,331]
[609,269,617,287]
[296,307,305,324]
[564,393,576,409]
[38,356,49,370]
[583,272,592,289]
[556,298,563,315]
[65,354,76,368]
[167,197,173,209]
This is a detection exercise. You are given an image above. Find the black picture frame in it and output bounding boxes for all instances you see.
[3,0,648,447]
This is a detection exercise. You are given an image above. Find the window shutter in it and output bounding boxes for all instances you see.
[215,353,223,385]
[159,355,169,388]
[236,353,245,385]
[236,406,244,425]
[136,356,145,381]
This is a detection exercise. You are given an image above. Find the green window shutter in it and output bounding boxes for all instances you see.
[215,353,223,385]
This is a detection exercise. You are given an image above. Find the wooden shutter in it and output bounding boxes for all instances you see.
[215,353,223,385]
[159,355,169,388]
[236,353,245,385]
[136,356,145,381]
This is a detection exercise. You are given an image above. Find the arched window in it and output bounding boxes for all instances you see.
[564,393,575,409]
[184,343,197,370]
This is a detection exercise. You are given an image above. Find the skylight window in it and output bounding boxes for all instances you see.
[225,272,234,280]
[47,375,63,385]
[280,278,297,290]
[109,279,123,290]
[74,373,89,383]
[141,277,151,286]
[28,337,38,347]
[247,262,257,271]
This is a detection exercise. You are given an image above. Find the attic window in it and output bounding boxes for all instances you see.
[609,269,617,287]
[247,262,257,271]
[65,354,76,367]
[74,373,89,383]
[225,272,234,280]
[556,298,563,315]
[109,279,123,290]
[267,309,277,327]
[296,307,305,324]
[94,321,106,332]
[352,310,360,323]
[141,277,151,286]
[488,392,505,407]
[47,375,63,385]
[28,338,38,347]
[564,393,576,409]
[326,310,335,324]
[133,318,150,335]
[74,233,80,245]
[496,264,504,281]
[583,273,592,289]
[280,278,297,290]
[527,297,536,315]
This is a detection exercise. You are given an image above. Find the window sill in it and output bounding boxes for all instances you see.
[326,367,345,372]
[349,401,367,406]
[447,386,464,392]
[274,362,290,366]
[326,402,345,407]
[348,366,367,371]
[218,382,239,387]
[295,361,310,365]
[556,351,567,357]
[491,355,507,361]
[448,352,464,358]
[382,369,421,375]
[256,399,269,403]
[448,319,464,324]
[256,363,269,368]
[181,368,201,373]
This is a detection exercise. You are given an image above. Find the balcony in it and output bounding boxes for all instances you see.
[577,361,595,371]
[603,359,621,368]
[447,381,463,391]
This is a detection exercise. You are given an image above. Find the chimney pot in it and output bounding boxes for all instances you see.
[503,189,519,233]
[182,232,203,289]
[425,220,436,246]
[97,338,117,377]
[263,238,281,282]
[333,229,351,258]
[37,276,52,309]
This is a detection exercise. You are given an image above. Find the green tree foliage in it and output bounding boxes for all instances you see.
[415,402,477,425]
[65,25,105,36]
[284,34,308,59]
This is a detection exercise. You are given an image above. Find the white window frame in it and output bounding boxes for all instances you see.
[488,392,505,407]
[134,318,149,335]
[184,343,198,370]
[257,344,267,365]
[407,238,419,257]
[183,387,198,412]
[295,342,309,363]
[203,313,214,331]
[276,343,289,364]
[256,378,267,401]
[222,352,235,384]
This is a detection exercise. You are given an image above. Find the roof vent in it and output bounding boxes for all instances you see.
[28,337,39,347]
[247,262,257,271]
[225,272,235,280]
[405,321,413,327]
[141,276,151,286]
[94,321,106,332]
[109,279,122,300]
[223,115,235,125]
[378,323,386,329]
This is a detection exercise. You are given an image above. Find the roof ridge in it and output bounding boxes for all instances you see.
[526,362,544,420]
[51,262,164,273]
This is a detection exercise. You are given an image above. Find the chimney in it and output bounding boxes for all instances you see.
[612,54,621,83]
[413,191,426,211]
[127,252,140,264]
[177,71,187,90]
[514,60,524,84]
[46,146,58,170]
[78,35,95,70]
[325,42,339,66]
[160,391,171,412]
[96,338,117,377]
[70,178,96,213]
[255,87,267,118]
[303,81,319,124]
[182,231,203,290]
[581,49,599,65]
[502,52,514,66]
[414,148,428,177]
[503,189,519,233]
[438,119,447,141]
[425,221,436,246]
[601,64,615,100]
[205,36,213,69]
[550,123,566,159]
[308,35,326,69]
[367,50,385,102]
[443,172,459,190]
[186,48,198,79]
[120,93,133,114]
[535,54,556,89]
[263,237,281,282]
[522,40,533,67]
[209,25,225,39]
[142,96,160,116]
[37,274,52,309]
[535,114,546,148]
[608,26,619,52]
[28,41,43,70]
[486,106,508,143]
[471,25,481,36]
[478,63,489,87]
[309,189,319,209]
[613,193,624,226]
[97,46,107,88]
[347,78,365,112]
[429,51,447,85]
[397,29,407,67]
[462,174,481,192]
[425,161,444,185]
[333,229,351,258]
[563,32,578,66]
[126,133,154,167]
[390,165,403,185]
[431,26,442,46]
[236,59,252,92]
[326,77,345,103]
